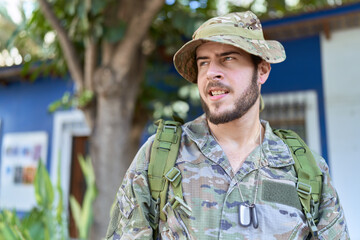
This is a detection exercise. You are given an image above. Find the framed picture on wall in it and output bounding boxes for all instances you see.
[0,131,48,211]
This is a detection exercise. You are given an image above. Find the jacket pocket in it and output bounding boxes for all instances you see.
[160,197,192,240]
[105,187,136,239]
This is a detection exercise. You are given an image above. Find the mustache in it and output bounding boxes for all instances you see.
[205,82,232,93]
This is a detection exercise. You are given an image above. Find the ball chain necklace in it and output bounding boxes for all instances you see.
[210,121,263,229]
[237,122,262,229]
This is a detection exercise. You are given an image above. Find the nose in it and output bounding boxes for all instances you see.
[206,61,224,81]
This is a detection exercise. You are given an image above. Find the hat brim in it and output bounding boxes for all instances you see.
[173,35,286,83]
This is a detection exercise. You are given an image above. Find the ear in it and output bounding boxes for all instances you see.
[257,61,271,85]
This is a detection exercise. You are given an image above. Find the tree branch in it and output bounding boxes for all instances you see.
[102,41,115,66]
[84,38,97,91]
[37,0,84,90]
[111,0,165,70]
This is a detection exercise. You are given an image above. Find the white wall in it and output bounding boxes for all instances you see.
[51,110,90,211]
[321,27,360,239]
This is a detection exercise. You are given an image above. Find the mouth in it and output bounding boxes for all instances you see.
[209,89,229,96]
[205,83,231,101]
[208,87,230,98]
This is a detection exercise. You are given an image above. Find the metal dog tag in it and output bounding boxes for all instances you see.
[239,203,251,227]
[251,204,259,229]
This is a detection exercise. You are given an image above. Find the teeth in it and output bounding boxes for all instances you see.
[211,90,226,96]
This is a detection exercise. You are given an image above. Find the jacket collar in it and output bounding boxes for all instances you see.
[183,114,294,168]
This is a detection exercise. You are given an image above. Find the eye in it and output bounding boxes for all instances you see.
[198,61,208,67]
[224,56,234,61]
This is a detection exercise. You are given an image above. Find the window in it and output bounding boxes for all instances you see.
[260,91,321,154]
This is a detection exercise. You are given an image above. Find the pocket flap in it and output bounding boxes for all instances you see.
[117,187,135,219]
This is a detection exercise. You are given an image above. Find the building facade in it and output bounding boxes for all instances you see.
[1,3,360,238]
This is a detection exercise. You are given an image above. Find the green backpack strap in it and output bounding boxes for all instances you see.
[148,119,184,232]
[273,129,323,238]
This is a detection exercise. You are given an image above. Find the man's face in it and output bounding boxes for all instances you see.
[196,42,260,125]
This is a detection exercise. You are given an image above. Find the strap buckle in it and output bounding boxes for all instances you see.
[164,125,177,133]
[165,167,181,182]
[163,196,192,217]
[297,181,312,195]
[306,212,319,237]
[149,197,160,229]
[311,199,320,223]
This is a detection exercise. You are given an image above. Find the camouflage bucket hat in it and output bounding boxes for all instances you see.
[173,11,286,83]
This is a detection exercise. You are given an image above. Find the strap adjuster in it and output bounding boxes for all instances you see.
[149,197,160,229]
[165,167,181,182]
[310,199,320,222]
[163,196,192,217]
[297,181,312,195]
[164,125,177,133]
[306,212,319,237]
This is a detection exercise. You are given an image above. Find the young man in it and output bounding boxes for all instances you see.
[105,11,349,239]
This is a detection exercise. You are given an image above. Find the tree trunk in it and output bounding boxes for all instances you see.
[90,47,146,239]
[90,95,133,239]
[36,0,165,238]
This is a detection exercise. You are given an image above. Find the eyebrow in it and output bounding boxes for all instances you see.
[196,51,242,62]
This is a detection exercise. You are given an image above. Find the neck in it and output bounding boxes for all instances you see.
[208,102,264,147]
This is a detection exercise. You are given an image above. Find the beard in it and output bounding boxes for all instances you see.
[200,69,259,125]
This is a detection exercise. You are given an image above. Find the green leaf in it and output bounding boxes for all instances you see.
[56,152,64,224]
[29,65,41,82]
[80,156,97,239]
[79,190,95,239]
[34,161,54,209]
[69,196,82,232]
[77,90,94,108]
[48,91,74,112]
[21,208,44,240]
[48,100,62,113]
[78,155,96,187]
[104,21,126,43]
[91,0,108,15]
[0,210,26,240]
[69,155,97,239]
[5,23,25,49]
[0,223,18,240]
[65,0,77,16]
[43,209,56,240]
[93,22,104,39]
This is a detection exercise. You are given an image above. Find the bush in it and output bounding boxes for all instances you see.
[0,155,97,240]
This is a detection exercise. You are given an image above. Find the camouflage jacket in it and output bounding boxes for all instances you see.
[105,114,349,240]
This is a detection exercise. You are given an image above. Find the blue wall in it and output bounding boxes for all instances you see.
[0,76,74,171]
[262,35,328,160]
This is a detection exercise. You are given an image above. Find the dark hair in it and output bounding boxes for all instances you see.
[251,55,263,71]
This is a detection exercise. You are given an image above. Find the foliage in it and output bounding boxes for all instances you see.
[4,0,359,120]
[137,0,218,122]
[0,161,66,240]
[3,0,359,67]
[129,0,360,123]
[48,90,94,112]
[69,155,97,240]
[0,155,97,240]
[0,1,43,68]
